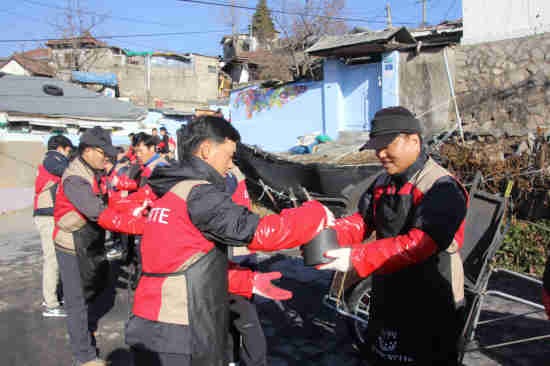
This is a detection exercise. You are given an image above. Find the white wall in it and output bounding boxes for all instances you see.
[0,60,30,76]
[463,0,550,45]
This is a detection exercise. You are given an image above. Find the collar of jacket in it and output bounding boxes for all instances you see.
[44,150,69,176]
[147,156,226,197]
[390,147,429,186]
[144,153,161,167]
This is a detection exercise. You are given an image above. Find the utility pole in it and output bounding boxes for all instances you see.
[231,0,237,36]
[145,53,151,108]
[417,0,428,27]
[385,2,393,28]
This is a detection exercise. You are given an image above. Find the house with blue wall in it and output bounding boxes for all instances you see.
[230,23,462,152]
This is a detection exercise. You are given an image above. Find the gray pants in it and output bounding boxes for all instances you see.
[34,216,61,308]
[56,249,98,364]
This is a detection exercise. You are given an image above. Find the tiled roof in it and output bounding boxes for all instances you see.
[45,32,107,48]
[10,54,55,77]
[20,48,52,60]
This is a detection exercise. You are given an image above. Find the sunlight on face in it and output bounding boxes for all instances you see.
[201,138,236,177]
[135,142,156,165]
[83,147,105,171]
[375,134,421,175]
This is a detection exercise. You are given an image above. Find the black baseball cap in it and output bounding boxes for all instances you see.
[79,126,117,158]
[360,106,422,150]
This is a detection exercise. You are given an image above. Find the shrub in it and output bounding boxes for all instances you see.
[495,219,550,277]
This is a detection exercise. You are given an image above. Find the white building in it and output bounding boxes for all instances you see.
[462,0,550,45]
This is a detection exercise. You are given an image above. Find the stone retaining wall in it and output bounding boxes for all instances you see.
[455,32,550,136]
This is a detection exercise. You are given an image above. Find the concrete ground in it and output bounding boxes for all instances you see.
[1,208,549,365]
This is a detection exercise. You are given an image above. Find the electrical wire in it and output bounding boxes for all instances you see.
[0,30,231,43]
[177,0,418,25]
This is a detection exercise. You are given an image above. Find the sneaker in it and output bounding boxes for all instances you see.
[42,306,67,317]
[106,247,123,261]
[41,300,64,307]
[74,358,107,366]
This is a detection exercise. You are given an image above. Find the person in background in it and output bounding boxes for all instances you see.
[126,133,137,163]
[114,132,169,191]
[109,133,169,287]
[319,107,468,366]
[34,134,74,317]
[53,126,147,366]
[102,147,129,261]
[157,127,171,156]
[224,165,271,366]
[151,127,161,146]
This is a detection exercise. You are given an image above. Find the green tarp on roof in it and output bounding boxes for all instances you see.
[123,50,153,57]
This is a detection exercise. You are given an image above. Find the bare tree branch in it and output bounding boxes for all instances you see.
[50,0,109,72]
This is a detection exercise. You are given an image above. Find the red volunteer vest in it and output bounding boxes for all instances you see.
[133,180,214,325]
[33,164,61,215]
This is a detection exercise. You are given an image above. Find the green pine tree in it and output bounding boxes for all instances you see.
[252,0,276,45]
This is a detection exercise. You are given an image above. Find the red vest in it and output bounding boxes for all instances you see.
[371,158,468,253]
[53,158,102,252]
[133,179,214,325]
[33,164,61,215]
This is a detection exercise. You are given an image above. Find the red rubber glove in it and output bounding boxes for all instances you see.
[350,228,438,278]
[110,199,149,216]
[248,200,332,251]
[252,272,292,300]
[97,207,145,235]
[228,264,254,298]
[113,175,138,191]
[543,288,550,320]
[332,213,367,247]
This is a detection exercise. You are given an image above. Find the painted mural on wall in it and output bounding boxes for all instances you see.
[233,83,308,119]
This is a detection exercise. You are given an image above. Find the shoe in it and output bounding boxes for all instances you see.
[74,358,107,366]
[42,306,67,317]
[106,247,123,261]
[41,300,64,307]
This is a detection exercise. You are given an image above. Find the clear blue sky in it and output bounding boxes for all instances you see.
[0,0,462,58]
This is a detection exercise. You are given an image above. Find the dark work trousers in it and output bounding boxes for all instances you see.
[132,348,191,366]
[129,237,141,289]
[229,294,268,366]
[56,249,99,364]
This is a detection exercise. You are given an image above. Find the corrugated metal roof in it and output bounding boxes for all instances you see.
[306,27,415,55]
[0,74,146,121]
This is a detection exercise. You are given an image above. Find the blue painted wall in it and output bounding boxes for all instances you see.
[323,59,383,132]
[381,51,400,108]
[228,54,400,152]
[230,81,326,152]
